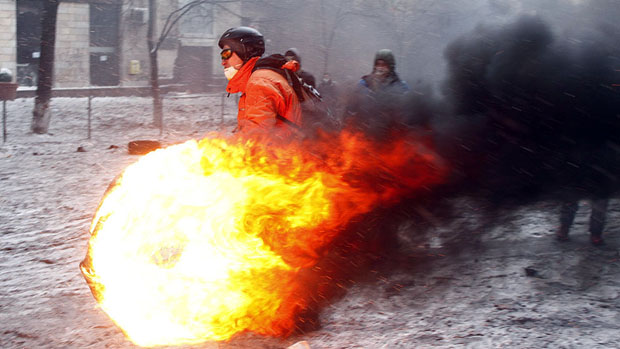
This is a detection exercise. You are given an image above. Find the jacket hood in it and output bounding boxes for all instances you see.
[374,49,396,71]
[284,47,302,65]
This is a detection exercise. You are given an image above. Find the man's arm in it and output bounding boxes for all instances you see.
[241,74,285,130]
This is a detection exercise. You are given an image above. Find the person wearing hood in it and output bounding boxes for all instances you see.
[284,48,316,88]
[219,27,302,138]
[344,49,410,133]
[356,48,409,97]
[318,72,339,118]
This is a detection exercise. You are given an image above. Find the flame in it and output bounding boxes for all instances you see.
[80,129,447,347]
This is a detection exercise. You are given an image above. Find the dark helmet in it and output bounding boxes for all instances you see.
[218,26,265,62]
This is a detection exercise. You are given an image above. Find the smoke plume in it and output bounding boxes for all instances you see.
[427,15,620,206]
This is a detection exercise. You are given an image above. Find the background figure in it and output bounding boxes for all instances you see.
[285,48,316,88]
[317,73,339,119]
[556,199,609,246]
[318,72,336,95]
[343,49,410,138]
[363,49,409,94]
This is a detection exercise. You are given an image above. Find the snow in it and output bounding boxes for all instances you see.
[1,95,619,348]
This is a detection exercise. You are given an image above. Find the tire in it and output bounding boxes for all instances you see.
[127,140,161,155]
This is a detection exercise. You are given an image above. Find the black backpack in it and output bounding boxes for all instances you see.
[252,54,323,130]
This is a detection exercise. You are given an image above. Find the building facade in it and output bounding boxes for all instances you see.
[0,0,16,81]
[1,0,241,90]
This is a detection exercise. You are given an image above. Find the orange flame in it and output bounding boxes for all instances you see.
[80,129,446,347]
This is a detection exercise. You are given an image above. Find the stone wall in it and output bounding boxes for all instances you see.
[0,0,16,81]
[0,0,242,88]
[54,2,89,88]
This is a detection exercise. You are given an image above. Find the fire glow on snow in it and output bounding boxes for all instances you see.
[80,130,446,347]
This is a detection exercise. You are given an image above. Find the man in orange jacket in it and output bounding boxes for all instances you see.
[218,27,302,139]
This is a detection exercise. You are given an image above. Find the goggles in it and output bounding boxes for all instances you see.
[220,48,233,60]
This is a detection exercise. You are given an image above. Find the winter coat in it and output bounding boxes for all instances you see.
[318,79,337,99]
[345,72,409,119]
[226,56,302,138]
[343,71,410,139]
[358,72,410,96]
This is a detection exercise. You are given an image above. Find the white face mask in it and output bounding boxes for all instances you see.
[374,66,389,77]
[224,66,239,80]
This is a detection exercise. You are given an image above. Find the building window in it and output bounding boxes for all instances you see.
[90,3,120,86]
[90,3,120,48]
[16,0,43,86]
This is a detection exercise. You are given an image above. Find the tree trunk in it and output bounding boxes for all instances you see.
[319,0,344,76]
[148,0,163,129]
[31,0,60,134]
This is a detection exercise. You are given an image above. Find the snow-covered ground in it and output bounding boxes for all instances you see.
[1,95,618,348]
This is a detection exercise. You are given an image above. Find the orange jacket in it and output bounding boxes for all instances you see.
[226,57,302,138]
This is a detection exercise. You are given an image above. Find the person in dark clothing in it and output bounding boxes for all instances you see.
[554,137,615,246]
[556,198,609,246]
[317,72,339,119]
[343,49,409,135]
[362,49,408,94]
[285,48,316,88]
[318,73,337,98]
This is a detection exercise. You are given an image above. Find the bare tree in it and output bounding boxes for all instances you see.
[147,0,163,129]
[318,0,346,75]
[247,0,377,76]
[370,1,490,56]
[147,0,237,130]
[316,0,376,75]
[31,0,60,134]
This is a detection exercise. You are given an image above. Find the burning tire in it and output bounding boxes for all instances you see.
[127,140,161,155]
[80,131,448,346]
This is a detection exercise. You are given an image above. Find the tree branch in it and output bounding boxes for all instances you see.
[153,0,238,53]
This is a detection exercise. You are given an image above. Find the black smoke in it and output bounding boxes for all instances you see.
[293,13,620,333]
[427,15,620,206]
